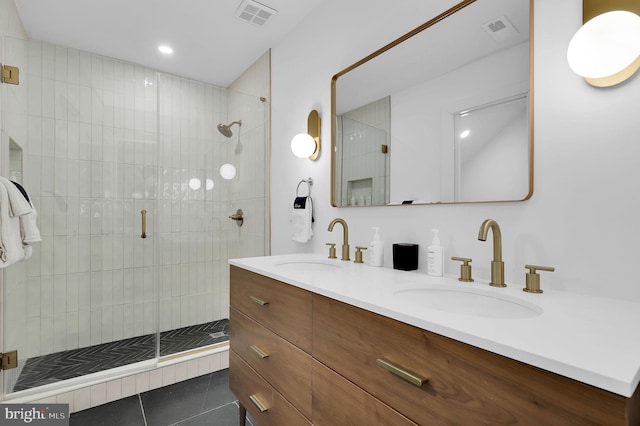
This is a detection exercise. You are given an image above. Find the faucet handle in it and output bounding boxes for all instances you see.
[523,264,555,294]
[451,257,474,282]
[354,246,368,264]
[326,243,337,259]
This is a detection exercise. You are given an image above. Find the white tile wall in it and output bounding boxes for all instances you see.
[339,97,390,206]
[3,39,164,363]
[154,76,269,327]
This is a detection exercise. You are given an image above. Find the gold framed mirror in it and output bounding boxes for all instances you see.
[331,0,533,207]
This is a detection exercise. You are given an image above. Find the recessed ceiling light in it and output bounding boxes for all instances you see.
[158,45,173,55]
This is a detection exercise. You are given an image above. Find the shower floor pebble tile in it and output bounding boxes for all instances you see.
[70,369,254,426]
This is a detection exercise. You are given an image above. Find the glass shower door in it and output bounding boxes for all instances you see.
[1,37,270,398]
[156,76,269,358]
[1,37,160,396]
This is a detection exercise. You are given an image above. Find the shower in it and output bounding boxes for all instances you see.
[217,120,242,137]
[1,36,269,402]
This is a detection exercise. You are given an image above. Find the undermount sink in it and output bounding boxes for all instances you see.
[393,287,543,319]
[274,259,342,271]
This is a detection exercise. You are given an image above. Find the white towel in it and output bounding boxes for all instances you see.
[291,196,313,243]
[0,177,42,245]
[0,176,33,217]
[21,208,42,245]
[0,177,41,266]
[0,181,26,268]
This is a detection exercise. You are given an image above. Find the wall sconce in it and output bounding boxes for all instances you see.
[291,110,321,160]
[567,0,640,87]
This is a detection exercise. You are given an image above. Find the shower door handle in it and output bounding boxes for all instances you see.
[141,210,147,239]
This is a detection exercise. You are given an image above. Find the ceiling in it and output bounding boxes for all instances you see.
[14,0,322,87]
[336,0,529,113]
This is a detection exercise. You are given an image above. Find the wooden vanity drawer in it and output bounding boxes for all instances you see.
[230,307,312,419]
[230,265,312,353]
[312,294,630,425]
[312,360,417,426]
[229,350,311,426]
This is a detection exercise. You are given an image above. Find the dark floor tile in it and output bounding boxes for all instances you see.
[201,370,236,412]
[173,402,240,426]
[141,374,212,425]
[141,370,234,426]
[68,370,237,426]
[69,395,144,426]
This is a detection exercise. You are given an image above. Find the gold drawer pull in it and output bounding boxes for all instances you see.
[250,295,269,306]
[250,345,269,359]
[376,358,428,387]
[249,393,269,412]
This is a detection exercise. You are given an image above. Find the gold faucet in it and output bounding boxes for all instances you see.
[328,218,350,261]
[477,219,506,287]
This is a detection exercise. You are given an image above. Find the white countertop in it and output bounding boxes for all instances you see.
[229,253,640,398]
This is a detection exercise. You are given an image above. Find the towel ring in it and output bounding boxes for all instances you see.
[296,177,313,197]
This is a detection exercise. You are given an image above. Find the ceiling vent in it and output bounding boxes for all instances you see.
[234,0,277,27]
[481,15,519,42]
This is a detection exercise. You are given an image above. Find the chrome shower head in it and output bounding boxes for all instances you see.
[217,120,242,138]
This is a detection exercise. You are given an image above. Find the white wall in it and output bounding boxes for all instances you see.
[391,42,529,202]
[460,109,528,201]
[271,0,640,302]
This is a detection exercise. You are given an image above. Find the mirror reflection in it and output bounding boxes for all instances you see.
[332,0,532,206]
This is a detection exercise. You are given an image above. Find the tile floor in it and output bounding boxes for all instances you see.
[16,320,230,392]
[69,369,252,426]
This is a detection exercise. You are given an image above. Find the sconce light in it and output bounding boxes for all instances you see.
[567,0,640,87]
[291,110,321,160]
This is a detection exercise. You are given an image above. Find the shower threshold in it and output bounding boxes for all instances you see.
[13,319,229,392]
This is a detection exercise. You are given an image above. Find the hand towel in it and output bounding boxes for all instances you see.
[291,196,313,243]
[0,178,42,245]
[0,176,33,217]
[0,180,26,268]
[23,245,33,261]
[10,180,31,204]
[0,177,41,265]
[9,181,42,245]
[20,208,42,245]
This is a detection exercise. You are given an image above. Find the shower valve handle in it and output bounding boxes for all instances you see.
[229,209,244,227]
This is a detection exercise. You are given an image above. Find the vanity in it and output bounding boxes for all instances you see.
[229,254,640,425]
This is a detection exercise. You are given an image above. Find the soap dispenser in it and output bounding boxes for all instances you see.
[369,227,384,267]
[427,229,444,276]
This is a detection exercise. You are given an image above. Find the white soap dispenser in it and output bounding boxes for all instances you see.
[369,227,384,267]
[427,229,444,276]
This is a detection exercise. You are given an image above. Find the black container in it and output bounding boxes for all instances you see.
[392,243,419,271]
